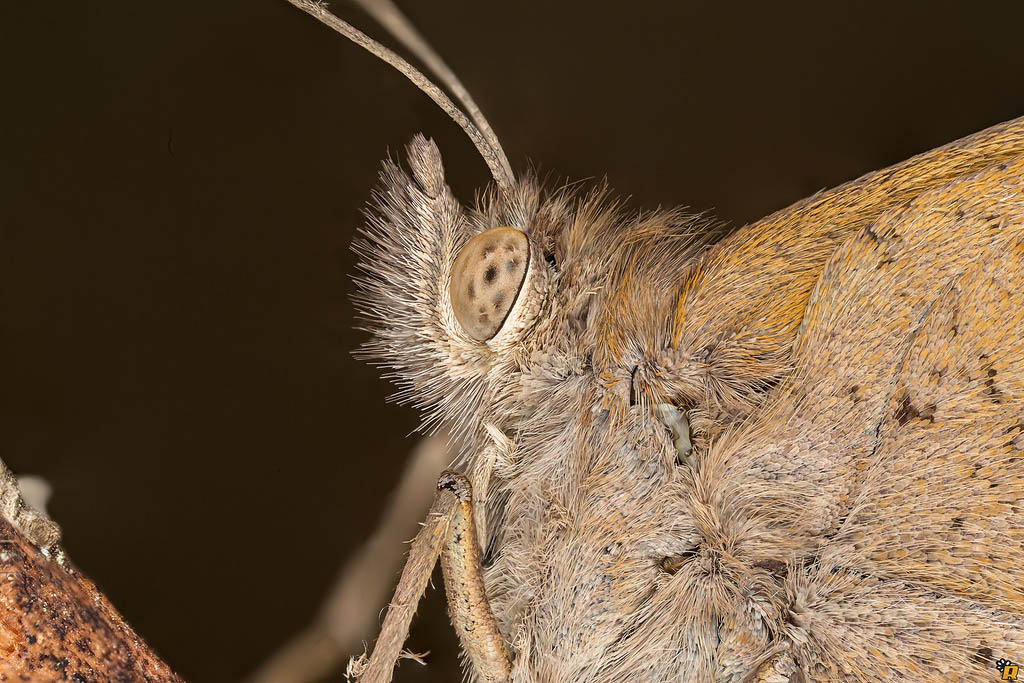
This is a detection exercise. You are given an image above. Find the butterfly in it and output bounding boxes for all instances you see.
[281,1,1024,681]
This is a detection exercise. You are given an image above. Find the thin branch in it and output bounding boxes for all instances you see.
[245,432,449,683]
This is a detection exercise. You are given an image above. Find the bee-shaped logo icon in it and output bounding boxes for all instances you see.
[998,658,1020,681]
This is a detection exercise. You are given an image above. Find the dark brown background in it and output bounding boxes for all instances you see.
[3,1,1023,681]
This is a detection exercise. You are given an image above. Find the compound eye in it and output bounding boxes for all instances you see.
[449,227,529,341]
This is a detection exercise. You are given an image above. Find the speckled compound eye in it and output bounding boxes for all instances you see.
[450,227,530,341]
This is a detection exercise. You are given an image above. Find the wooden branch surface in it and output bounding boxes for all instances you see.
[0,516,182,682]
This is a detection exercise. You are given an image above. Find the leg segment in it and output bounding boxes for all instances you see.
[356,470,510,683]
[436,471,511,683]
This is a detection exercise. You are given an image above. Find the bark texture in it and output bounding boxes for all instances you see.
[0,516,182,682]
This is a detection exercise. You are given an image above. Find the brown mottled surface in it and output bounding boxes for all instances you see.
[0,517,182,683]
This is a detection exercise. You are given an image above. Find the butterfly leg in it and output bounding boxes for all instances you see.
[0,458,60,554]
[355,470,510,683]
[436,471,511,682]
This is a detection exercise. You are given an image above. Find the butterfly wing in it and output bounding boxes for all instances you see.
[709,153,1024,680]
[668,116,1024,423]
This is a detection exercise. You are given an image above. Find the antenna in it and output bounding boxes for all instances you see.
[284,0,515,191]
